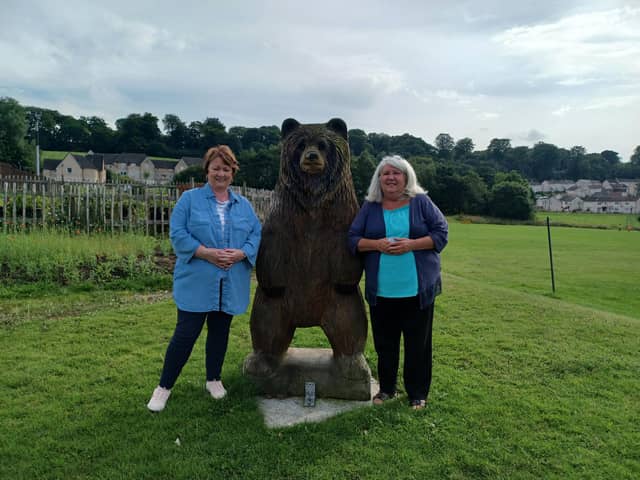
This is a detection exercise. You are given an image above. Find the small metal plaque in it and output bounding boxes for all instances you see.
[303,381,316,407]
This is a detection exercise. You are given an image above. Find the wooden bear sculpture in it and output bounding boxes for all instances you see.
[244,118,371,400]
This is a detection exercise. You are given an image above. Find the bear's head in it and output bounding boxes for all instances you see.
[278,118,354,211]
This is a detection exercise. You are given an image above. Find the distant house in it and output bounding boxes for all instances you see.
[175,156,202,175]
[44,153,106,183]
[573,179,603,197]
[602,179,639,196]
[540,180,574,193]
[582,192,639,214]
[102,153,149,182]
[0,162,30,177]
[544,194,583,212]
[42,159,62,180]
[534,177,640,213]
[145,158,178,184]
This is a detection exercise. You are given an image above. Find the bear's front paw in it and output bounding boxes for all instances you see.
[243,352,281,377]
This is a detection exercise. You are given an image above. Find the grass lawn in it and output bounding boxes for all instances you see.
[41,150,83,160]
[1,224,639,479]
[444,222,640,319]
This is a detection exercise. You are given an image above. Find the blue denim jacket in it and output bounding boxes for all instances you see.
[170,183,262,314]
[348,194,448,309]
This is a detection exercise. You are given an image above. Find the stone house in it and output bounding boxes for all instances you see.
[582,192,640,214]
[144,158,178,184]
[175,156,202,175]
[102,153,149,181]
[540,195,583,212]
[540,180,574,193]
[43,153,106,183]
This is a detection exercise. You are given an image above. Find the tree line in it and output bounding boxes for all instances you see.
[2,96,639,219]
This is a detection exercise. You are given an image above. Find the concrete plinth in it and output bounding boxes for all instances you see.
[243,347,372,401]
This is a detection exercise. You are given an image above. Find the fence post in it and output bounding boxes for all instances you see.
[85,184,90,234]
[2,181,7,233]
[546,216,556,294]
[22,182,27,229]
[41,182,47,229]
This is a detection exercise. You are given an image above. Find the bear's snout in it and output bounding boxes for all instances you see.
[300,147,326,174]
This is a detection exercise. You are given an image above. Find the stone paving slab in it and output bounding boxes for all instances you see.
[257,380,379,428]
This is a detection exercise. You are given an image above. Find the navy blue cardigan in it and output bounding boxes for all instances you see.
[348,194,448,309]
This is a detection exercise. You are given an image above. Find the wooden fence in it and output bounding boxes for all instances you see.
[0,177,274,236]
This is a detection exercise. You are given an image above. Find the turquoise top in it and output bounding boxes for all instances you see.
[378,204,418,298]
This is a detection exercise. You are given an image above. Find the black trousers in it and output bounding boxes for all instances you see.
[370,296,434,401]
[159,309,233,389]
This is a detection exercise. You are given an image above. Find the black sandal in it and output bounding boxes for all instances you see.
[372,391,396,405]
[409,399,426,410]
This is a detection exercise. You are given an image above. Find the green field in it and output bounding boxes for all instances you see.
[1,225,638,479]
[444,222,640,319]
[536,211,640,229]
[41,150,81,160]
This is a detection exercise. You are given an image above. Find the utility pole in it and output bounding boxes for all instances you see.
[35,112,41,177]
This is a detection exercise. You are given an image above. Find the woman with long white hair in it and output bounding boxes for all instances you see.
[348,155,448,410]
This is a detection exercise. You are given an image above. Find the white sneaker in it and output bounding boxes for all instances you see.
[147,386,171,412]
[205,380,227,399]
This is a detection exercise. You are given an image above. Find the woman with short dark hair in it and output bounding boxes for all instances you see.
[147,145,261,412]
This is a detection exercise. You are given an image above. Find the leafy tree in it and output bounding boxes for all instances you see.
[453,137,474,161]
[531,142,559,181]
[586,153,608,180]
[235,145,280,189]
[411,155,437,192]
[389,133,436,158]
[351,150,376,200]
[367,132,390,156]
[486,138,511,168]
[236,126,280,151]
[115,113,162,153]
[490,182,533,219]
[631,145,640,166]
[600,150,620,166]
[428,163,488,215]
[163,114,189,151]
[0,97,33,169]
[506,146,531,177]
[199,117,228,149]
[348,129,370,156]
[82,116,116,152]
[56,115,90,151]
[435,133,454,160]
[567,146,587,180]
[493,170,530,186]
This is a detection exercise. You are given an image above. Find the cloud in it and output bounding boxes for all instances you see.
[493,7,640,82]
[0,0,637,161]
[552,105,572,116]
[583,95,640,110]
[522,129,546,142]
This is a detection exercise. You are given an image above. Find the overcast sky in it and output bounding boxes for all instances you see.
[1,0,639,160]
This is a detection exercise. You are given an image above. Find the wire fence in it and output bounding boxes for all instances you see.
[0,177,274,236]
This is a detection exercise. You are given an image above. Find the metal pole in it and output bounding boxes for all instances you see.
[546,216,556,293]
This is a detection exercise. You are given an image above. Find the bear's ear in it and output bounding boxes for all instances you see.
[326,118,348,140]
[281,118,300,139]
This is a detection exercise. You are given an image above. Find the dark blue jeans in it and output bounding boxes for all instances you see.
[370,296,434,402]
[159,309,233,389]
